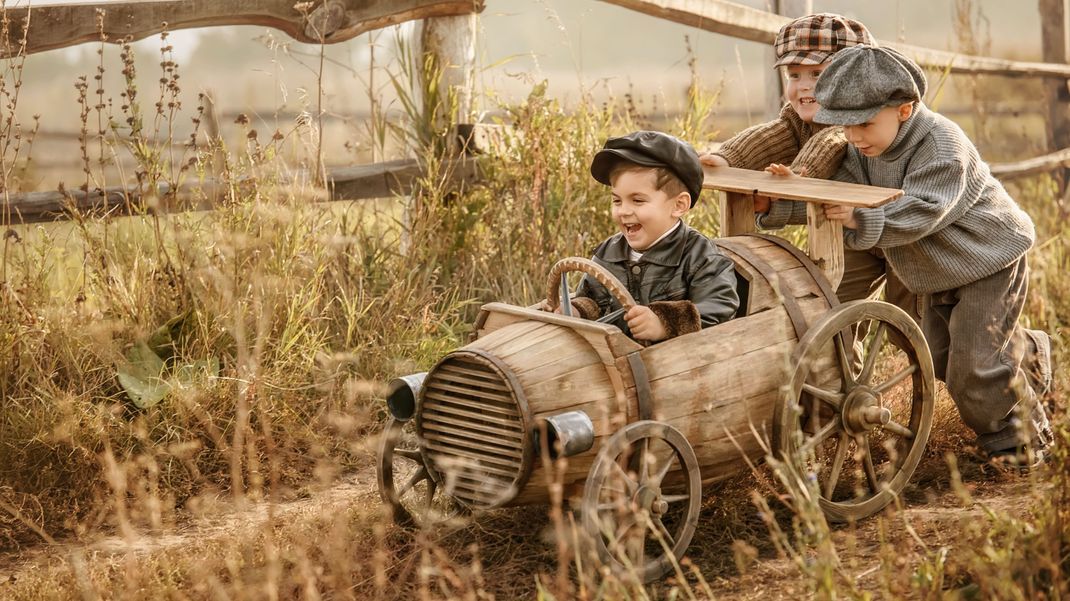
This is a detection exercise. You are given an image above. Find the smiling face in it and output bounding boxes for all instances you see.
[784,63,828,123]
[609,167,690,251]
[844,103,915,157]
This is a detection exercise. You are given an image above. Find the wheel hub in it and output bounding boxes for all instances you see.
[634,485,667,516]
[842,387,890,435]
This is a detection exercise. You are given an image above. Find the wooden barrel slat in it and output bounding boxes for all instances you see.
[492,324,567,358]
[424,381,517,406]
[447,476,510,495]
[423,391,520,418]
[448,469,514,487]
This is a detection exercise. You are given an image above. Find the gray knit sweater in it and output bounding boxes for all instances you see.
[836,104,1034,294]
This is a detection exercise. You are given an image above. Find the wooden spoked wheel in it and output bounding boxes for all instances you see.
[376,417,461,528]
[775,300,935,522]
[544,257,636,316]
[582,421,701,583]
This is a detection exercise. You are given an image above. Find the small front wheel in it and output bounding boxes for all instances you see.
[376,417,462,528]
[581,421,701,583]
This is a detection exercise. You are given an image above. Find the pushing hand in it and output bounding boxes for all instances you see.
[823,203,858,229]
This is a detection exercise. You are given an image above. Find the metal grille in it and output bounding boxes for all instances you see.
[418,352,530,509]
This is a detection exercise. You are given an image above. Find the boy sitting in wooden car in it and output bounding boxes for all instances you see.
[562,131,739,342]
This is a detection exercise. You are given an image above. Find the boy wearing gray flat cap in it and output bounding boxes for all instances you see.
[815,45,1054,468]
[565,131,739,342]
[701,14,920,348]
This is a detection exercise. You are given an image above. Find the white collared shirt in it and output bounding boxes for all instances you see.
[628,220,682,262]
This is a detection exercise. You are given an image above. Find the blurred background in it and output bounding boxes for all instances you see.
[5,0,1052,189]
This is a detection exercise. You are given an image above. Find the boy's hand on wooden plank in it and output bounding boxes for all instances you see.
[699,153,729,167]
[823,203,858,229]
[764,163,807,177]
[759,164,809,213]
[625,305,668,342]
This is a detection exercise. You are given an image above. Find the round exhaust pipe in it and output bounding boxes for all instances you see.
[538,410,595,459]
[385,372,427,421]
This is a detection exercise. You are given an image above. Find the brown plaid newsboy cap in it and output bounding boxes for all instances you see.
[773,13,874,68]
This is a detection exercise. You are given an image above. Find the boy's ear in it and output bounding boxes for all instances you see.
[897,102,915,122]
[672,192,691,217]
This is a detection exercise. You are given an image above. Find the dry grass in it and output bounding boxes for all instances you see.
[0,14,1067,601]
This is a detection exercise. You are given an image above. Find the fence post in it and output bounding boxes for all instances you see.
[1040,0,1070,193]
[763,0,812,120]
[418,15,477,144]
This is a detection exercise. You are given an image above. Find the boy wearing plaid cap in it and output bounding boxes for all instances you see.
[565,131,739,342]
[815,45,1053,467]
[701,13,920,327]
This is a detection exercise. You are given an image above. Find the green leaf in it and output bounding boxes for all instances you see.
[116,342,171,409]
[172,357,221,390]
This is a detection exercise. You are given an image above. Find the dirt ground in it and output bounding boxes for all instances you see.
[0,439,1040,599]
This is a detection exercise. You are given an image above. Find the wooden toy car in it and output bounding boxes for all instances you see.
[377,167,936,583]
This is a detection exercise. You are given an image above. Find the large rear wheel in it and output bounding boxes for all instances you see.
[775,300,935,522]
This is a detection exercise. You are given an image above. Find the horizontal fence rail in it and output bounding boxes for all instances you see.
[0,0,485,58]
[596,0,1070,78]
[1,0,1068,222]
[0,158,481,224]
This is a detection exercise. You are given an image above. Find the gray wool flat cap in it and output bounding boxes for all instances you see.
[814,45,928,126]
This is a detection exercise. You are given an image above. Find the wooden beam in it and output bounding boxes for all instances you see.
[990,147,1070,179]
[1,0,485,57]
[0,158,482,224]
[595,0,1070,78]
[718,191,756,237]
[806,202,843,289]
[703,166,902,209]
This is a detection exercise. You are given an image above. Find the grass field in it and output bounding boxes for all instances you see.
[0,14,1067,600]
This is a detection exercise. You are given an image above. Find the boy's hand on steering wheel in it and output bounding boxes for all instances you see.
[625,306,668,342]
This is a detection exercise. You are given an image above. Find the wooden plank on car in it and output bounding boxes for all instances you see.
[703,166,903,208]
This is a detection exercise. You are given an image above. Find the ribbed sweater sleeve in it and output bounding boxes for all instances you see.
[711,104,804,171]
[742,108,849,229]
[792,124,848,180]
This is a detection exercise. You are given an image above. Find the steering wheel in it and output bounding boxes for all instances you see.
[544,257,637,323]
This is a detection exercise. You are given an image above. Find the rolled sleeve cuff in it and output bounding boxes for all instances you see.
[710,149,738,168]
[845,207,884,250]
[757,199,794,229]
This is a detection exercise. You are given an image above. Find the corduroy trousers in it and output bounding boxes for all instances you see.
[838,247,920,321]
[921,256,1053,453]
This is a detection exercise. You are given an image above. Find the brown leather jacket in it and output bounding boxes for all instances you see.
[573,223,740,339]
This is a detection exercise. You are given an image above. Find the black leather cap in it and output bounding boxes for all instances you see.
[590,131,703,206]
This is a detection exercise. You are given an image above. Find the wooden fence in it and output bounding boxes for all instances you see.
[2,0,1070,223]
